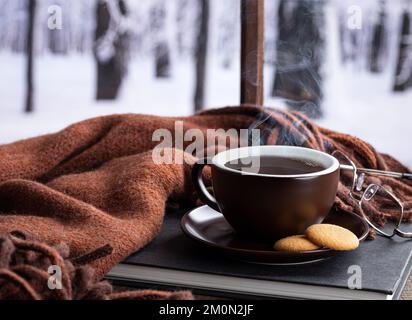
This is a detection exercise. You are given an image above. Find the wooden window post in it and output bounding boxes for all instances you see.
[25,0,36,113]
[240,0,264,105]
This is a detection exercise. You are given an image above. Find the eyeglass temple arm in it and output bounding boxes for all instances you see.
[394,229,412,238]
[340,165,412,181]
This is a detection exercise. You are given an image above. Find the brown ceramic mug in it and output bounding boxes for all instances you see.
[192,146,340,241]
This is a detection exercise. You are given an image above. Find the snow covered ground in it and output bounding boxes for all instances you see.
[1,51,411,166]
[0,51,240,137]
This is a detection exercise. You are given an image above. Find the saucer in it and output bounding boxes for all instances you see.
[181,205,369,265]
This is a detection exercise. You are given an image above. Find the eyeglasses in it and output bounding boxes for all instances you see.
[332,150,412,239]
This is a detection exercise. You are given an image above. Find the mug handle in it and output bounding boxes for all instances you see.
[192,158,220,212]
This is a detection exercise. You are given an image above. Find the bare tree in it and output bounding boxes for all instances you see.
[218,0,238,69]
[368,2,388,73]
[338,9,361,65]
[150,1,171,78]
[272,0,325,118]
[25,0,36,113]
[47,0,68,54]
[393,9,412,92]
[94,0,130,100]
[194,0,209,112]
[176,0,189,57]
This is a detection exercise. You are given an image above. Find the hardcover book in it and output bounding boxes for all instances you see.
[107,209,412,300]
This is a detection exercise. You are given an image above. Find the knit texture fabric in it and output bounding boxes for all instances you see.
[0,231,193,300]
[0,105,410,288]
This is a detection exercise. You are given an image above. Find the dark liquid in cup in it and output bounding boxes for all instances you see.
[225,156,326,175]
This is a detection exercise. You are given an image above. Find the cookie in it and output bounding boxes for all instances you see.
[274,235,320,252]
[306,224,359,251]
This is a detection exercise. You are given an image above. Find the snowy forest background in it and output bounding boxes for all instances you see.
[0,0,411,165]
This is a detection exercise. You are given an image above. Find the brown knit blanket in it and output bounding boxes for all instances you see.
[0,106,411,297]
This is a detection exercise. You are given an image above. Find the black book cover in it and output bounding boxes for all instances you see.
[116,208,412,297]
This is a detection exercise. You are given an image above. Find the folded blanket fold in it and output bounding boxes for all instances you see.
[0,105,411,283]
